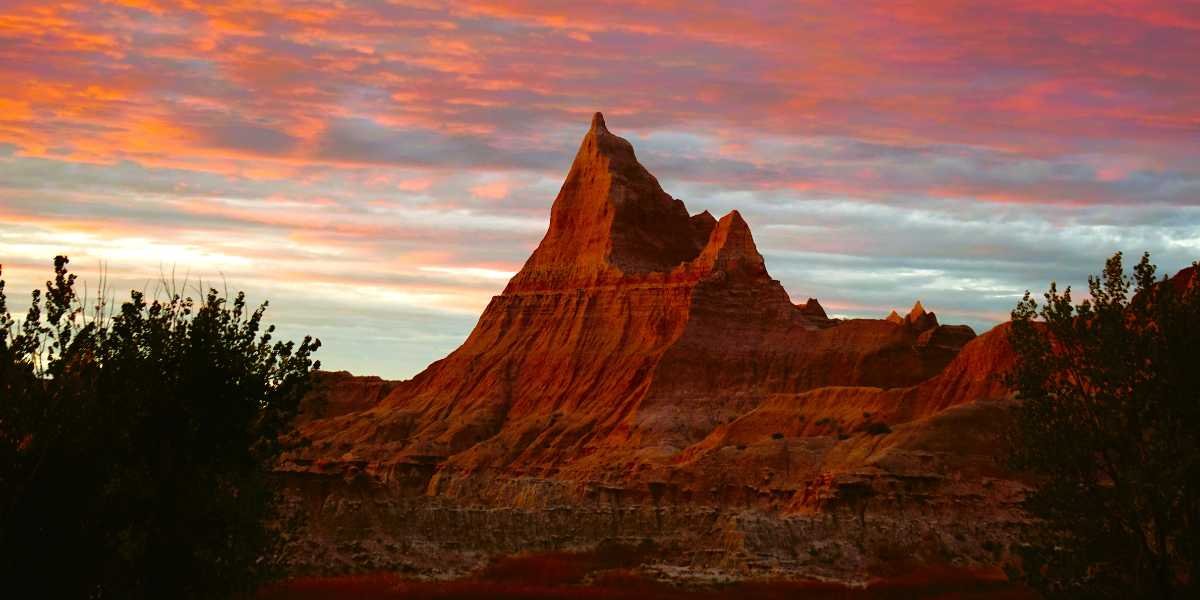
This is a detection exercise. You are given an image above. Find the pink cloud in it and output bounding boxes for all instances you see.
[2,0,1199,376]
[470,179,510,200]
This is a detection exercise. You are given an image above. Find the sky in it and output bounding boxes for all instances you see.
[1,1,1198,379]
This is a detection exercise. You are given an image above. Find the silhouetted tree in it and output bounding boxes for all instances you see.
[1007,252,1200,598]
[0,256,320,599]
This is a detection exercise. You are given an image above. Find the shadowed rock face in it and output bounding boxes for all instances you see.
[276,114,1036,582]
[506,112,705,291]
[286,114,976,484]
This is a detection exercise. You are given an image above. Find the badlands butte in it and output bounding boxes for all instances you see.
[275,113,1029,583]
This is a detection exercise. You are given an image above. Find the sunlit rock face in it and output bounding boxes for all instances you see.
[275,114,1034,582]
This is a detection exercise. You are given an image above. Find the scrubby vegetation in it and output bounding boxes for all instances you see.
[0,256,320,598]
[1008,252,1200,598]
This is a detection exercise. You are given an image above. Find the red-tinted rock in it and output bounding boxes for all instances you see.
[277,114,1026,583]
[504,111,702,293]
[288,114,970,485]
[1163,263,1198,294]
[798,297,828,320]
[294,371,400,424]
[905,301,939,331]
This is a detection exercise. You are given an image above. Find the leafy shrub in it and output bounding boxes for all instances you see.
[0,256,320,598]
[1007,252,1200,598]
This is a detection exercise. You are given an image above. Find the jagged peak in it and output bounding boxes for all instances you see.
[907,301,926,320]
[689,210,717,247]
[799,298,827,319]
[574,112,638,172]
[590,111,608,133]
[693,210,766,275]
[905,301,939,331]
[885,310,904,324]
[505,113,706,292]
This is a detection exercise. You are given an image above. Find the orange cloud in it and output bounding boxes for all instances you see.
[470,179,510,200]
[2,0,1199,376]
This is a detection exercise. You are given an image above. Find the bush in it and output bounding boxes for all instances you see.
[1007,252,1200,598]
[0,256,320,598]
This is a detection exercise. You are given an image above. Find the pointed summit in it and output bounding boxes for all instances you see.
[886,310,904,324]
[907,301,926,321]
[799,298,828,319]
[688,210,717,247]
[905,301,939,331]
[505,113,705,292]
[694,210,767,276]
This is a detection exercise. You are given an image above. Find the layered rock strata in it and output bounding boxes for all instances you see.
[276,113,1033,582]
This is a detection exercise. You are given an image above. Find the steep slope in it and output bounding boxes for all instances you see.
[285,114,975,493]
[671,324,1022,511]
[505,112,706,291]
[274,114,1032,583]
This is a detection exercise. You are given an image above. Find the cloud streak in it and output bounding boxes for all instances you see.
[1,1,1197,377]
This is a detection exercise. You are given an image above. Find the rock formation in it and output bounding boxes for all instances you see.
[275,114,1034,583]
[884,301,939,332]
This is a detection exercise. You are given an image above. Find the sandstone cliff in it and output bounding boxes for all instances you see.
[275,114,1031,583]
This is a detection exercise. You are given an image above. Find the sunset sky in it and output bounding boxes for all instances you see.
[1,1,1198,378]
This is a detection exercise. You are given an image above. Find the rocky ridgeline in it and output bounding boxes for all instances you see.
[274,113,1032,583]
